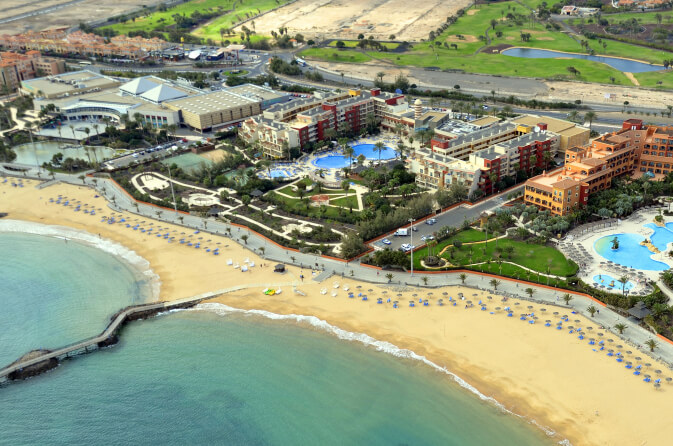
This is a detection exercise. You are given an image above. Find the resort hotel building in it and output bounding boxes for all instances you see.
[239,88,415,158]
[524,119,673,216]
[22,70,292,133]
[407,116,587,197]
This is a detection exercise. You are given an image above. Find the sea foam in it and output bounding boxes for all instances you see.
[0,219,161,301]
[195,302,570,445]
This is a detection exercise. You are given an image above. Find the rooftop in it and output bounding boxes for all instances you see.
[497,130,554,150]
[225,84,288,102]
[166,90,258,114]
[512,114,580,133]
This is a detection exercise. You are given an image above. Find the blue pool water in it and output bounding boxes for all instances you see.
[313,143,396,169]
[592,274,635,291]
[268,168,292,178]
[644,222,673,251]
[594,233,669,271]
[501,48,663,73]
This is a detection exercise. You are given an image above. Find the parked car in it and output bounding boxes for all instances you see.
[426,218,437,225]
[382,238,391,245]
[421,235,435,242]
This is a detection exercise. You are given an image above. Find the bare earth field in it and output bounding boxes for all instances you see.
[0,0,164,35]
[242,0,473,41]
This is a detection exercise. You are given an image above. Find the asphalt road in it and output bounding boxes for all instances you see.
[372,184,524,251]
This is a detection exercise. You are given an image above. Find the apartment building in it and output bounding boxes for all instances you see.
[0,30,170,60]
[512,114,590,155]
[240,88,407,158]
[524,119,645,215]
[0,50,65,90]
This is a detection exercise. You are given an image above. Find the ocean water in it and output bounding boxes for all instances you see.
[0,310,553,445]
[0,230,555,445]
[0,231,153,366]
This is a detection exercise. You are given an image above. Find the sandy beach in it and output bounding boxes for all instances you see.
[3,179,673,445]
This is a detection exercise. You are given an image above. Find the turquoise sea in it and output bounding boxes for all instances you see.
[0,232,555,445]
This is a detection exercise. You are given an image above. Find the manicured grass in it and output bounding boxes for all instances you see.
[328,40,399,49]
[102,0,289,43]
[301,47,373,64]
[193,0,292,42]
[414,234,577,277]
[413,228,488,259]
[331,195,359,209]
[267,192,356,218]
[300,1,672,87]
[634,70,673,90]
[596,11,673,25]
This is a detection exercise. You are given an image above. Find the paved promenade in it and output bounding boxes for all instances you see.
[2,163,673,369]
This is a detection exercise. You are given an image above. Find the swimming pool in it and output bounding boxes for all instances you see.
[312,143,396,169]
[594,233,669,271]
[592,274,635,291]
[644,222,673,251]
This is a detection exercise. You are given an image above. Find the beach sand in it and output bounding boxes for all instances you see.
[3,179,673,445]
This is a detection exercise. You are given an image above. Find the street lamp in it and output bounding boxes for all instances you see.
[409,218,415,277]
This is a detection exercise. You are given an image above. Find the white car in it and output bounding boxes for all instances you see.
[426,218,437,225]
[421,235,435,242]
[382,238,391,245]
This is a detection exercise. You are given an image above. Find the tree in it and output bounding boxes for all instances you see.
[490,18,498,30]
[645,339,658,352]
[374,141,386,164]
[336,40,345,48]
[422,276,429,285]
[584,111,596,132]
[614,323,627,334]
[241,234,249,244]
[385,272,393,283]
[587,305,597,317]
[459,273,467,284]
[525,287,535,298]
[618,275,629,295]
[489,278,501,290]
[340,231,366,258]
[561,293,573,305]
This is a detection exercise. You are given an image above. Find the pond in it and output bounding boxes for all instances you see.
[501,48,663,73]
[13,142,118,166]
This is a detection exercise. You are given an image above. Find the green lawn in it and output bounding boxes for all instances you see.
[328,40,399,50]
[414,233,577,277]
[301,47,373,64]
[101,0,289,43]
[276,184,349,198]
[193,0,292,42]
[300,1,672,87]
[331,195,359,209]
[596,11,673,25]
[267,191,356,218]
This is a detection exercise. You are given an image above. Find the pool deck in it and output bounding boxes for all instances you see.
[559,207,673,299]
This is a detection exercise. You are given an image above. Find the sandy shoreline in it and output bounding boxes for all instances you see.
[3,179,673,445]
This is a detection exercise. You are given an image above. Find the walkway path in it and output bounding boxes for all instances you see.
[3,163,673,368]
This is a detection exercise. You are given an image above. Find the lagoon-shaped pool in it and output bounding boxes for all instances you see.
[501,48,663,73]
[592,274,635,292]
[594,233,669,271]
[312,143,396,169]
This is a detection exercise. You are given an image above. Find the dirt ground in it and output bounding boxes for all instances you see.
[241,0,473,41]
[0,0,164,35]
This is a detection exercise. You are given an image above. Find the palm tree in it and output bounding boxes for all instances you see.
[584,111,596,132]
[92,124,99,142]
[645,339,658,352]
[241,234,249,244]
[459,273,467,284]
[525,287,535,298]
[618,275,629,295]
[587,305,597,317]
[341,138,354,169]
[614,323,627,334]
[69,124,76,141]
[421,276,429,285]
[259,247,265,256]
[341,178,350,199]
[489,278,500,290]
[561,293,573,305]
[385,272,393,283]
[374,141,386,164]
[427,239,438,257]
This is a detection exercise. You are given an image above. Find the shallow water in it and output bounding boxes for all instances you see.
[0,230,555,445]
[0,232,151,366]
[0,309,553,446]
[502,48,662,73]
